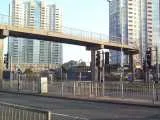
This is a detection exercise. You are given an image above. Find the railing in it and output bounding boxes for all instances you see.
[2,78,160,103]
[0,101,50,120]
[104,82,154,99]
[0,101,89,120]
[0,13,138,49]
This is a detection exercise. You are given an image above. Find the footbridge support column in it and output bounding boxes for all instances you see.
[86,47,98,81]
[86,45,104,82]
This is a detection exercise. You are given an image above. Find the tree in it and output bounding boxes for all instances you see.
[61,65,67,73]
[23,68,33,74]
[61,60,77,70]
[78,61,86,66]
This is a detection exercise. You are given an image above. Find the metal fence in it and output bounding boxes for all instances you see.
[1,77,160,103]
[0,101,89,120]
[0,101,50,120]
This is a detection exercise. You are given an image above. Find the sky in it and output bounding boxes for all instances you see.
[0,0,109,64]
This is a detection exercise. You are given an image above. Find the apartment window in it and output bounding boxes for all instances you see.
[148,22,152,25]
[147,18,152,21]
[128,3,132,6]
[148,35,152,37]
[148,39,152,42]
[128,29,133,31]
[148,27,152,29]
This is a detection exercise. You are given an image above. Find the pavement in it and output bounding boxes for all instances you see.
[0,92,160,120]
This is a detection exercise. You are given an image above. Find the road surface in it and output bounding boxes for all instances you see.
[0,92,160,120]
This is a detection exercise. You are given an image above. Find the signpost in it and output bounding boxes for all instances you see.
[40,77,48,94]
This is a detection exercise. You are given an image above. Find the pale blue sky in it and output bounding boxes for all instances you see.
[0,0,109,64]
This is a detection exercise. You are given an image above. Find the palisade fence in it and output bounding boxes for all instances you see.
[0,101,89,120]
[1,74,160,103]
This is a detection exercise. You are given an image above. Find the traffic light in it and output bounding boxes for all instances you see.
[4,53,9,69]
[142,59,146,71]
[146,48,152,68]
[105,52,110,72]
[96,51,100,67]
[105,52,109,65]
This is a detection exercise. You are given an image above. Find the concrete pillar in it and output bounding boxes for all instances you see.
[91,50,97,81]
[86,46,100,82]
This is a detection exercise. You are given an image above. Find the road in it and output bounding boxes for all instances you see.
[0,92,160,120]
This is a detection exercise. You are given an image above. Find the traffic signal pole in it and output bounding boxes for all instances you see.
[129,54,134,81]
[96,50,105,83]
[145,48,152,83]
[96,51,101,82]
[96,50,105,96]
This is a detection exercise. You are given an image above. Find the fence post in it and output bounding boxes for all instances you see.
[121,82,124,98]
[32,80,35,92]
[73,81,76,96]
[1,79,3,89]
[47,111,51,120]
[102,82,105,96]
[61,82,64,96]
[89,82,91,97]
[152,82,155,104]
[18,74,20,91]
[95,82,97,96]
